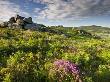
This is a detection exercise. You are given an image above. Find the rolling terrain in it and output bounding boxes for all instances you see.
[0,26,110,82]
[79,25,110,38]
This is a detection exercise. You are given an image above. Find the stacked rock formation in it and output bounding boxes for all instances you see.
[8,15,33,29]
[0,15,43,30]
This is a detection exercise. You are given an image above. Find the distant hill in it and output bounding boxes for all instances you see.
[79,25,110,33]
[79,25,110,38]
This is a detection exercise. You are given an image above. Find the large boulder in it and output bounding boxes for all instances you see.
[8,17,16,24]
[24,17,33,24]
[16,19,24,26]
[0,22,8,27]
[14,15,24,22]
[16,19,25,29]
[8,23,21,29]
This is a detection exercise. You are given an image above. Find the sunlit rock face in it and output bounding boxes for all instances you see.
[0,14,45,30]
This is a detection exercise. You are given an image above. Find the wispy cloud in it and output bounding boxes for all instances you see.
[33,0,110,20]
[0,0,110,26]
[0,0,30,21]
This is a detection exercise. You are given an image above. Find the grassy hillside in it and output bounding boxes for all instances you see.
[0,27,110,82]
[79,25,110,38]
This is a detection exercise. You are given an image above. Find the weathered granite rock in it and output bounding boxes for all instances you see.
[16,19,24,25]
[0,22,8,27]
[24,17,33,24]
[8,17,16,24]
[0,14,44,30]
[14,15,24,22]
[8,23,13,28]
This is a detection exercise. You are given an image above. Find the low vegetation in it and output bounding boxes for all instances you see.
[0,26,110,82]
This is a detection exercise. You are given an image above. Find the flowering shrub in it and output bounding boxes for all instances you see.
[0,27,110,82]
[54,60,80,75]
[49,60,82,82]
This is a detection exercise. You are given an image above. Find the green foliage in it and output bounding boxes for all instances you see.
[0,27,110,82]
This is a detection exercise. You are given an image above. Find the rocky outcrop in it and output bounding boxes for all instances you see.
[0,14,45,30]
[25,23,37,30]
[9,17,16,24]
[0,22,8,27]
[24,17,33,24]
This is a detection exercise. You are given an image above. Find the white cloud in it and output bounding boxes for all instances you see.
[0,0,30,21]
[33,0,110,20]
[34,8,41,13]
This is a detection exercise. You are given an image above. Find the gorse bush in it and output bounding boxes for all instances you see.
[0,27,110,82]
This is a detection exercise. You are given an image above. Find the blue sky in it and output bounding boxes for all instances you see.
[0,0,110,27]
